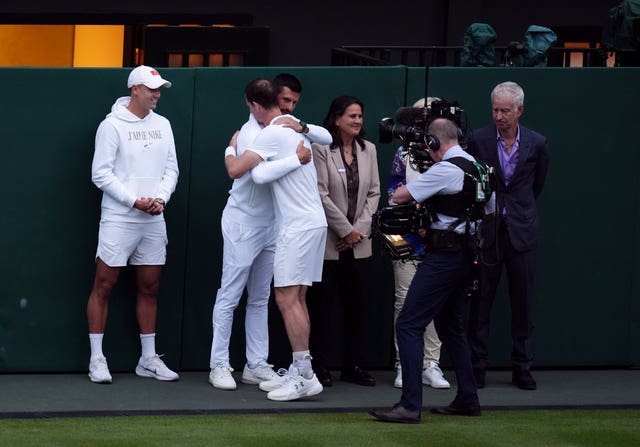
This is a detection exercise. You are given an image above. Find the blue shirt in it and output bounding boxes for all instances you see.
[407,145,495,234]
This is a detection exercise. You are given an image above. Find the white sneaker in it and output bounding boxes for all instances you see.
[266,367,323,402]
[241,363,280,385]
[135,354,179,381]
[393,367,402,388]
[209,364,237,390]
[88,356,112,384]
[422,361,450,389]
[258,367,289,392]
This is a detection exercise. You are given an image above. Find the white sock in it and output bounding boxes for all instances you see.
[140,333,156,360]
[293,350,313,379]
[89,333,105,360]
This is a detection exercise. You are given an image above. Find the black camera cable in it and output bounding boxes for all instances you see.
[478,189,502,268]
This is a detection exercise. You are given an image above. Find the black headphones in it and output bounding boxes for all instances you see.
[425,126,463,152]
[425,134,440,152]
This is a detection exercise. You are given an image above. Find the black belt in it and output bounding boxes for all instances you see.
[426,229,464,251]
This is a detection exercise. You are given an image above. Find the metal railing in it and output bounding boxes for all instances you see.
[331,45,616,67]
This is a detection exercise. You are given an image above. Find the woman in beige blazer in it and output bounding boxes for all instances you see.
[308,96,381,387]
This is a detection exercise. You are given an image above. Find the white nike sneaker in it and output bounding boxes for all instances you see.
[267,367,323,401]
[422,361,451,389]
[88,356,112,384]
[241,363,280,385]
[135,354,179,381]
[209,364,237,390]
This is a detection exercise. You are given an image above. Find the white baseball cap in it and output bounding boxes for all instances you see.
[127,65,172,89]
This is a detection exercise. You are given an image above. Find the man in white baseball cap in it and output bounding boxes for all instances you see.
[127,65,172,89]
[86,64,179,384]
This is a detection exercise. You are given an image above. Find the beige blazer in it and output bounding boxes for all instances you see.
[313,140,381,260]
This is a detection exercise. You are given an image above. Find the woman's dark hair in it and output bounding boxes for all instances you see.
[322,95,366,150]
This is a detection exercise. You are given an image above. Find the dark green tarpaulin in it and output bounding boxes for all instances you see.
[460,23,497,67]
[602,0,640,50]
[511,25,558,67]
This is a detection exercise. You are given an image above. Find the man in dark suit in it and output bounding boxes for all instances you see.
[466,81,550,390]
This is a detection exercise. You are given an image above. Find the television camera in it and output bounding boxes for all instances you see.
[378,99,466,173]
[374,99,470,260]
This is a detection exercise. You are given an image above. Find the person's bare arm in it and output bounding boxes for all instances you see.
[223,131,264,179]
[390,185,414,205]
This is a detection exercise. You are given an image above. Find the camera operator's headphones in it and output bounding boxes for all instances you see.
[425,127,464,153]
[425,134,440,152]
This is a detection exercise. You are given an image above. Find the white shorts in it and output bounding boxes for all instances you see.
[96,220,168,267]
[273,227,326,287]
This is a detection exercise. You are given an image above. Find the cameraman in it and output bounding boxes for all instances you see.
[370,118,492,424]
[387,97,450,391]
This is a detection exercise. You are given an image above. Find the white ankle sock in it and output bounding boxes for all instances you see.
[293,350,313,379]
[140,333,156,359]
[89,333,104,360]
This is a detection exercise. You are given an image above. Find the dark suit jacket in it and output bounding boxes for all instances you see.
[467,124,550,252]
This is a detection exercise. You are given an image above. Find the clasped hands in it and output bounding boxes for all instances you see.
[134,197,165,216]
[336,229,367,252]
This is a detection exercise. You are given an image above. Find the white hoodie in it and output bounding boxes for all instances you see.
[92,96,179,223]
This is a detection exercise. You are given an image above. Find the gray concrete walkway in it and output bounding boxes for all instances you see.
[1,369,639,418]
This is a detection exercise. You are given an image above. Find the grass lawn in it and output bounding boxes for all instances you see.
[1,409,639,447]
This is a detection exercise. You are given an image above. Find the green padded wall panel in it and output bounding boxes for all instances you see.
[0,68,194,372]
[0,66,637,373]
[408,67,640,367]
[180,66,406,370]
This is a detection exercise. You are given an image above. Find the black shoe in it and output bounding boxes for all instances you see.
[369,404,421,424]
[341,366,376,386]
[473,368,486,388]
[430,402,482,417]
[315,366,333,387]
[512,369,537,390]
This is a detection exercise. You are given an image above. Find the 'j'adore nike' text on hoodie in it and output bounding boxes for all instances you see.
[92,96,179,223]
